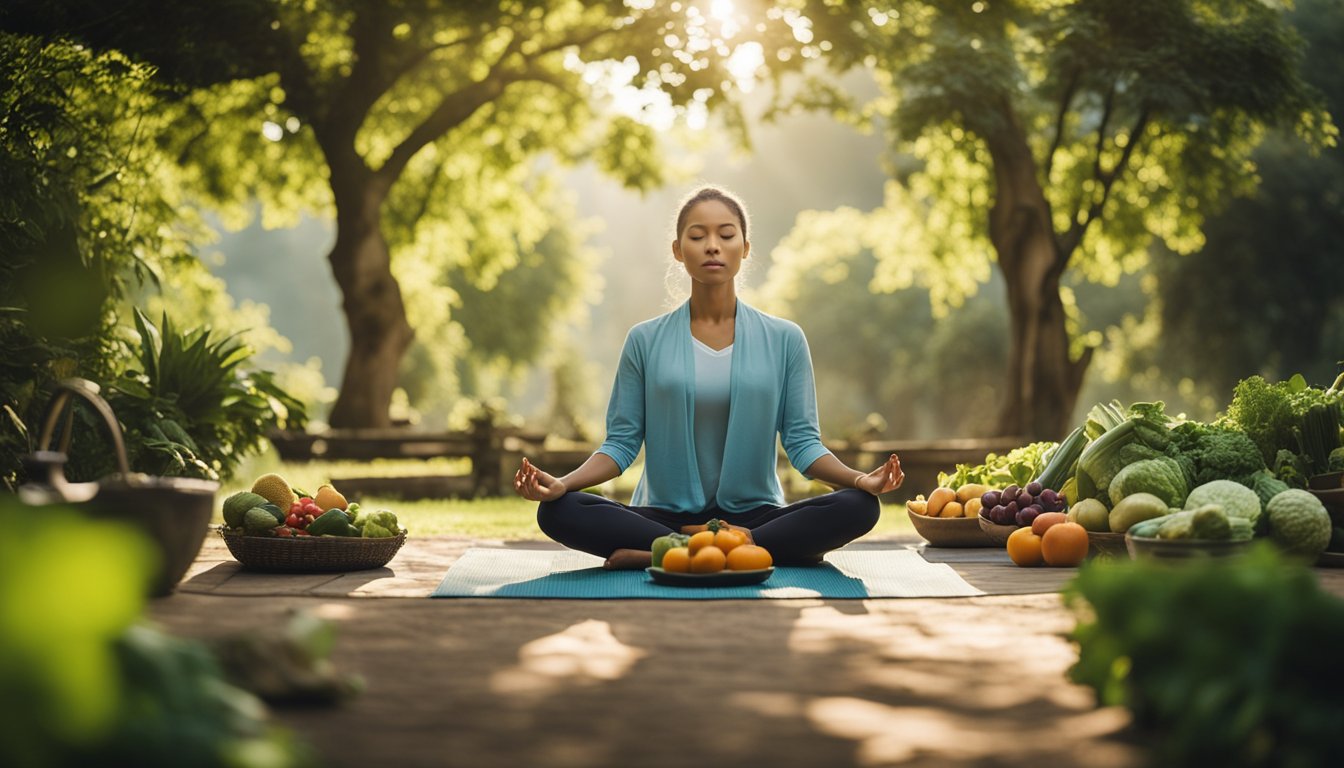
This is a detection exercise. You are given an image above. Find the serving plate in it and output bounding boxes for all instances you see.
[646,567,774,587]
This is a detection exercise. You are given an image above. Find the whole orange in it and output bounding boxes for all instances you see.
[1031,511,1069,537]
[690,545,727,573]
[1040,522,1089,567]
[725,544,773,571]
[1006,526,1044,567]
[688,530,717,555]
[713,528,748,554]
[661,547,691,573]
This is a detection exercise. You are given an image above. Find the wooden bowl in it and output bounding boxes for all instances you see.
[977,514,1022,546]
[907,509,996,547]
[1307,475,1344,526]
[1124,533,1251,561]
[1087,531,1129,559]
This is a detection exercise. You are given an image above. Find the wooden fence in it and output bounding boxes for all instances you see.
[268,422,1024,503]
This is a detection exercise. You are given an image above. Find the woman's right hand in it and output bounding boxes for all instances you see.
[514,456,567,502]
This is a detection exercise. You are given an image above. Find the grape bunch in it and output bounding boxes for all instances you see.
[979,481,1066,527]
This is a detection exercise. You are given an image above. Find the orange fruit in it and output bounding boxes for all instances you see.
[1041,522,1089,567]
[690,545,727,573]
[1005,526,1044,567]
[661,547,691,573]
[726,544,773,571]
[688,530,717,555]
[1031,511,1069,537]
[713,528,748,554]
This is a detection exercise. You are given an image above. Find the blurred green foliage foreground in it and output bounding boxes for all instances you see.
[1066,543,1344,767]
[0,498,314,768]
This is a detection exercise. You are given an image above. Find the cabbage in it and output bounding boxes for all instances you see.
[1109,457,1189,509]
[1184,480,1262,524]
[1265,490,1331,558]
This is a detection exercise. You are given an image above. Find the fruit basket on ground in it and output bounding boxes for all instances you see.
[219,475,406,573]
[905,482,997,547]
[908,508,996,547]
[905,484,996,547]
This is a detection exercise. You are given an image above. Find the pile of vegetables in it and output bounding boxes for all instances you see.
[1015,372,1344,557]
[223,475,402,540]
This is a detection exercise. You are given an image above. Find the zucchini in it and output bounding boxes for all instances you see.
[1034,426,1087,491]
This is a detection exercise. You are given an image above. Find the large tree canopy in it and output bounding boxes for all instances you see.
[762,0,1334,439]
[3,0,788,427]
[1145,0,1344,396]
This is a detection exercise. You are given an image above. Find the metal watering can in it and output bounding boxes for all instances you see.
[18,378,218,597]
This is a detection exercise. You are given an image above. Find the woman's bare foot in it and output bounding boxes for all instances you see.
[603,548,652,570]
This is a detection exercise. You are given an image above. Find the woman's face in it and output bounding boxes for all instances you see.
[673,199,749,286]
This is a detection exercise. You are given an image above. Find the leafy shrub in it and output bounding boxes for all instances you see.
[0,500,314,767]
[74,310,305,482]
[1065,544,1344,767]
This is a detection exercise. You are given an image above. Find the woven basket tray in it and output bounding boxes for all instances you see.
[220,528,407,572]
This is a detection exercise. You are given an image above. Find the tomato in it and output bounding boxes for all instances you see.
[286,513,302,528]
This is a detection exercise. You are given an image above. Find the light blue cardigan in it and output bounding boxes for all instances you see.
[596,300,833,514]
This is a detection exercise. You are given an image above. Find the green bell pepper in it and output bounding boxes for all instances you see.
[650,533,691,568]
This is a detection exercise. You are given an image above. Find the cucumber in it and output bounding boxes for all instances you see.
[1035,426,1087,491]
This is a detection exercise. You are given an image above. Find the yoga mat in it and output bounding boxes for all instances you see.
[430,547,985,599]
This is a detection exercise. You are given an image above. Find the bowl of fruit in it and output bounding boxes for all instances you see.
[219,474,406,572]
[977,482,1065,546]
[906,484,996,547]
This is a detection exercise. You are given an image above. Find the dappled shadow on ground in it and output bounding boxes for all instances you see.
[149,590,1143,768]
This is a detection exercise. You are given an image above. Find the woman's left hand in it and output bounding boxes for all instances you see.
[855,453,904,496]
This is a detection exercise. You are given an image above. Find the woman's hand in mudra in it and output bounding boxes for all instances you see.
[855,453,904,496]
[514,457,567,502]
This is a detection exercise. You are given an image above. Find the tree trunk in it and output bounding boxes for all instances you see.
[987,126,1093,441]
[325,169,415,429]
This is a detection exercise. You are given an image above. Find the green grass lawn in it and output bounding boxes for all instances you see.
[219,453,914,539]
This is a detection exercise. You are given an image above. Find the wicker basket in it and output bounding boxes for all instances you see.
[1087,531,1129,559]
[220,528,406,572]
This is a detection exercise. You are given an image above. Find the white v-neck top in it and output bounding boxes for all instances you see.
[692,337,733,507]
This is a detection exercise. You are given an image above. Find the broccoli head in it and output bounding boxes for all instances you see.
[353,510,400,537]
[1170,422,1266,486]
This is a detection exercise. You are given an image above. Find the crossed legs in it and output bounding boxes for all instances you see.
[536,489,881,568]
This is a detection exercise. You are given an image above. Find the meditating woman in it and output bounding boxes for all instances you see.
[513,187,904,569]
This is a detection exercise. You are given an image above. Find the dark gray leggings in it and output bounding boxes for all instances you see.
[536,489,881,565]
